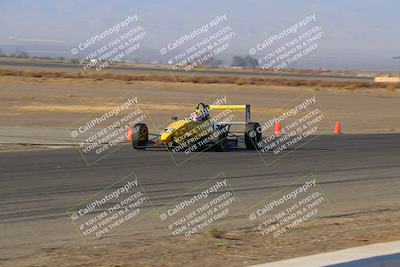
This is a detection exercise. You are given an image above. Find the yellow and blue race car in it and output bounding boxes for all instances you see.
[130,103,261,152]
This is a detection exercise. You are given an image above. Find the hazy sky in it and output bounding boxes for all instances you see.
[1,0,399,71]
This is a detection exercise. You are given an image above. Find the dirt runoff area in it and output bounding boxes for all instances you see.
[0,74,399,133]
[1,209,399,267]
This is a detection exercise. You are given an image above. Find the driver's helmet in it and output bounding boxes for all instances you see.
[191,109,205,121]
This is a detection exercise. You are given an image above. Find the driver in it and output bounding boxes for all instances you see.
[191,109,205,121]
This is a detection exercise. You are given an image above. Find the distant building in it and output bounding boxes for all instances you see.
[374,75,400,83]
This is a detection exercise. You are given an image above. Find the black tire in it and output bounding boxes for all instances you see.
[213,125,228,152]
[245,122,261,150]
[132,123,148,150]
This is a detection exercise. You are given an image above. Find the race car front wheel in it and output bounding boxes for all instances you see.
[132,123,148,150]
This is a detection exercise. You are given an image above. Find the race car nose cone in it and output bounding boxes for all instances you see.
[160,132,172,143]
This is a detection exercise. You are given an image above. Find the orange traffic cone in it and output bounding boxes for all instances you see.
[127,127,133,141]
[274,122,281,136]
[334,121,341,135]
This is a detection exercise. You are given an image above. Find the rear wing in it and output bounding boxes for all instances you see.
[209,104,250,125]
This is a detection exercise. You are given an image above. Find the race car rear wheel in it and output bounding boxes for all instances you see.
[245,122,261,150]
[214,125,228,152]
[132,123,148,150]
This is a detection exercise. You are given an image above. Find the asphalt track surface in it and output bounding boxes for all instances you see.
[0,59,373,82]
[1,133,400,259]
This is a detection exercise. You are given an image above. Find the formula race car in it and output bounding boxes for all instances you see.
[130,103,261,152]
